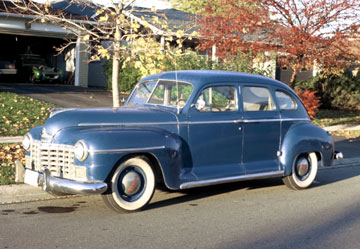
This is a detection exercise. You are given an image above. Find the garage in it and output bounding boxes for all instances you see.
[0,33,68,83]
[0,4,89,87]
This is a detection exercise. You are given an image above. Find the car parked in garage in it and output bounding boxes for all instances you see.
[17,54,63,83]
[0,58,17,75]
[16,70,343,213]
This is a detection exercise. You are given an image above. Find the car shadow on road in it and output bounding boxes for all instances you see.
[146,177,286,211]
[146,166,360,211]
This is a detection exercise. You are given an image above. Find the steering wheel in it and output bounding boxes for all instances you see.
[175,98,187,107]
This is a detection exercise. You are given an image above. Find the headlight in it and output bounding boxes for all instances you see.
[22,134,31,151]
[74,140,88,161]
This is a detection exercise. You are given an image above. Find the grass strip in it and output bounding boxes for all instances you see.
[0,92,56,136]
[0,143,25,185]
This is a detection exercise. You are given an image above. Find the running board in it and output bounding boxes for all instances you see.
[180,170,285,190]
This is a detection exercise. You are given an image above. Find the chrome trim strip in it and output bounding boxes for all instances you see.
[78,118,309,127]
[180,170,284,189]
[243,118,309,123]
[90,146,166,154]
[78,122,179,127]
[282,118,310,122]
[183,120,243,125]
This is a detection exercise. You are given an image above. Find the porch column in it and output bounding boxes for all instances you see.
[75,36,89,87]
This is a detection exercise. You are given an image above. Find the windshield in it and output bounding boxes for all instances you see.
[23,58,46,66]
[127,80,194,108]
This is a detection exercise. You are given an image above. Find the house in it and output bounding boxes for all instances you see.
[0,0,198,88]
[0,0,91,87]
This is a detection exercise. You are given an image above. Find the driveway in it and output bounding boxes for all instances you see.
[0,83,128,108]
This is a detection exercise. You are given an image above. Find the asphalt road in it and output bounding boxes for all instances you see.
[1,166,360,249]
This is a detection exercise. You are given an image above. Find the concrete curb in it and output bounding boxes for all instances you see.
[1,157,359,205]
[0,184,77,205]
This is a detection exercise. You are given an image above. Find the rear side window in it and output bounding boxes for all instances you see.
[243,87,275,111]
[275,91,297,110]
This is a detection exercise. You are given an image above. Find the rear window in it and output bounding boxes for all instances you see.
[275,91,297,110]
[243,87,275,111]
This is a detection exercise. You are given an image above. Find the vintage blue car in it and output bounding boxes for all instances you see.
[16,70,343,213]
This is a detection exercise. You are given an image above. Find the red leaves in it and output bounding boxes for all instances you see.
[198,0,360,79]
[296,90,321,118]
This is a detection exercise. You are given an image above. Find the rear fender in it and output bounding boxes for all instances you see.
[280,122,334,176]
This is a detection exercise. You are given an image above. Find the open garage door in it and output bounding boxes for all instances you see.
[0,33,72,84]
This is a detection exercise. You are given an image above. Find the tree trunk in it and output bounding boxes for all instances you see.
[111,13,122,108]
[289,66,300,89]
[112,53,120,108]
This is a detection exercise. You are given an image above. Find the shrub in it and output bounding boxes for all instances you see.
[296,70,360,111]
[104,59,142,93]
[296,90,321,118]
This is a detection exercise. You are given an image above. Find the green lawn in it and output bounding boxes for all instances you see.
[0,143,25,185]
[313,109,360,127]
[0,92,56,136]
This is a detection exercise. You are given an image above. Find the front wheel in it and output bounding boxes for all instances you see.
[283,152,318,190]
[102,157,155,213]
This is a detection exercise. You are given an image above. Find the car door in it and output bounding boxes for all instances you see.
[241,85,281,174]
[187,84,245,180]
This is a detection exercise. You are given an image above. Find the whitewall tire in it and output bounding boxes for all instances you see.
[102,157,155,213]
[283,152,318,190]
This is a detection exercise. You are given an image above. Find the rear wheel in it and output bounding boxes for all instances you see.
[283,152,318,190]
[102,157,155,213]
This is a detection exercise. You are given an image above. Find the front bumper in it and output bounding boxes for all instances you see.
[15,160,108,195]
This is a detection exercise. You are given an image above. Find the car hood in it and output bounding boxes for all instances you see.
[43,107,178,137]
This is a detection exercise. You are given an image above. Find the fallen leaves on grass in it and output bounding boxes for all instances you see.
[0,92,56,136]
[332,130,360,139]
[313,109,360,127]
[0,143,26,185]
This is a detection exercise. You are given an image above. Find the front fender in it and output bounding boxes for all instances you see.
[53,127,191,189]
[27,126,43,141]
[280,122,334,175]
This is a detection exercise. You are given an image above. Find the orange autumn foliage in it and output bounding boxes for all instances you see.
[296,90,321,118]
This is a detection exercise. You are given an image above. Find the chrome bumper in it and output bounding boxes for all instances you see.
[15,160,108,195]
[334,151,343,161]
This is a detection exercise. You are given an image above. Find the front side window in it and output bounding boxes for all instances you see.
[275,90,297,110]
[243,86,275,111]
[148,81,193,108]
[195,86,237,112]
[128,80,193,108]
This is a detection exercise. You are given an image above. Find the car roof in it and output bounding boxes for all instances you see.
[140,70,293,92]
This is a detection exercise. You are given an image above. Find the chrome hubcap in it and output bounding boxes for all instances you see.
[121,171,142,196]
[296,158,309,177]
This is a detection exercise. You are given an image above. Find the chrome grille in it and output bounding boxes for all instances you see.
[26,140,75,179]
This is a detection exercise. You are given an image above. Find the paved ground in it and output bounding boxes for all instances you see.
[0,82,121,108]
[1,166,360,249]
